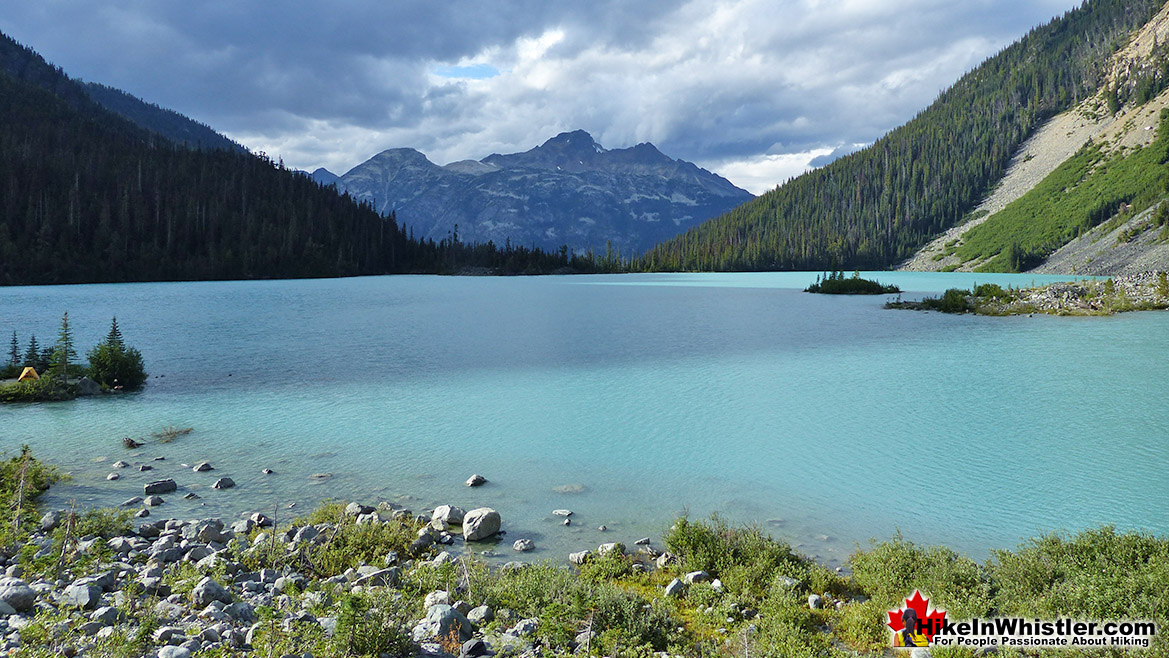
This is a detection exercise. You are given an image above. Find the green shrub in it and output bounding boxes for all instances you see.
[849,534,991,618]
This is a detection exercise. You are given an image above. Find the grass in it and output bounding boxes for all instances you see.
[957,108,1169,272]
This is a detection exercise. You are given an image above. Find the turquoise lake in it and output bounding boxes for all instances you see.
[2,272,1167,567]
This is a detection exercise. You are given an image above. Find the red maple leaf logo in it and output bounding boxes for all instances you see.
[887,590,947,641]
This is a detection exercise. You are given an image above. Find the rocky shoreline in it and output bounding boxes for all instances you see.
[0,495,809,658]
[887,271,1169,315]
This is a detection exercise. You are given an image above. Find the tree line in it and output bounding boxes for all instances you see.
[0,31,604,286]
[638,0,1166,272]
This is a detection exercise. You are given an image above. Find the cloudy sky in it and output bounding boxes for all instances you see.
[2,1,1079,194]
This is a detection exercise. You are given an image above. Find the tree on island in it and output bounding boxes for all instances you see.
[8,332,17,367]
[50,312,78,380]
[22,335,40,370]
[87,317,146,390]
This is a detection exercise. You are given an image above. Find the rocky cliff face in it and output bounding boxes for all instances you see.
[333,130,753,255]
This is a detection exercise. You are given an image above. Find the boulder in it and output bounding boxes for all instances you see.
[62,582,102,609]
[512,539,534,552]
[507,618,539,637]
[158,647,192,658]
[0,578,37,612]
[143,479,177,495]
[75,376,101,396]
[354,568,400,588]
[568,551,591,565]
[431,505,465,525]
[598,542,625,556]
[461,638,489,657]
[144,496,165,507]
[192,461,214,472]
[664,578,684,597]
[40,510,63,532]
[467,605,494,626]
[552,509,573,517]
[465,474,487,487]
[462,507,501,541]
[191,577,232,606]
[684,570,710,584]
[413,604,472,643]
[211,477,235,490]
[344,502,374,516]
[808,594,822,610]
[424,590,452,609]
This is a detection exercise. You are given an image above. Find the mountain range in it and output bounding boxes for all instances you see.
[315,130,753,256]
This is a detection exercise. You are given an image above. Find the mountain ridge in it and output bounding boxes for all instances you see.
[330,130,753,255]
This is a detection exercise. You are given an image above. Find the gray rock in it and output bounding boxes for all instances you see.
[224,601,257,623]
[552,509,573,517]
[143,479,177,495]
[465,474,487,487]
[808,594,822,610]
[248,512,273,527]
[138,464,153,471]
[211,477,235,490]
[291,525,319,544]
[158,646,191,658]
[40,510,62,532]
[462,507,501,541]
[144,495,165,507]
[90,606,119,625]
[112,460,129,468]
[568,551,590,565]
[106,473,120,481]
[507,617,538,637]
[77,620,105,635]
[122,496,144,507]
[0,579,36,612]
[635,537,651,545]
[910,648,933,658]
[684,570,710,584]
[598,542,625,556]
[192,461,214,472]
[62,583,103,609]
[75,376,101,396]
[0,599,15,615]
[431,505,465,525]
[424,590,452,608]
[461,638,489,658]
[413,604,472,643]
[191,577,232,607]
[664,578,684,597]
[344,502,374,516]
[512,539,534,552]
[467,605,494,625]
[354,568,400,588]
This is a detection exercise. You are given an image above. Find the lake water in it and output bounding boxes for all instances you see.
[2,272,1167,567]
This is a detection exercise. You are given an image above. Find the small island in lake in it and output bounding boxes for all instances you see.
[805,270,901,295]
[886,272,1169,316]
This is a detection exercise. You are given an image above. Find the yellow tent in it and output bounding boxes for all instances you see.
[18,367,39,381]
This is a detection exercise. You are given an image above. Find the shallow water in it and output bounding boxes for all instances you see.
[2,272,1166,567]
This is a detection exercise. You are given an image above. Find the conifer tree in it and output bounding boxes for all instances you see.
[105,316,124,349]
[8,331,17,367]
[50,311,77,379]
[22,335,39,369]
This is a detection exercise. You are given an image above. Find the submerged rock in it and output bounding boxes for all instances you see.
[143,479,177,495]
[465,474,487,487]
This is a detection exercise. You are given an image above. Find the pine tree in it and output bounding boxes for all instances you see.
[8,331,18,367]
[50,311,77,379]
[105,317,124,349]
[22,335,39,369]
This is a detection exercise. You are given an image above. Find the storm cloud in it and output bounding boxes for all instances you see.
[1,1,1079,193]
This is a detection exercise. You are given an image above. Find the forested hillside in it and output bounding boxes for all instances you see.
[0,32,597,285]
[83,82,247,154]
[639,0,1166,271]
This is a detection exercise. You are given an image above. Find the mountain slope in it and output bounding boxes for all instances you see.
[0,30,596,285]
[83,82,246,153]
[638,0,1166,272]
[904,2,1169,273]
[334,130,753,255]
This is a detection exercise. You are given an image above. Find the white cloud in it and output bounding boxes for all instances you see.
[0,0,1084,192]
